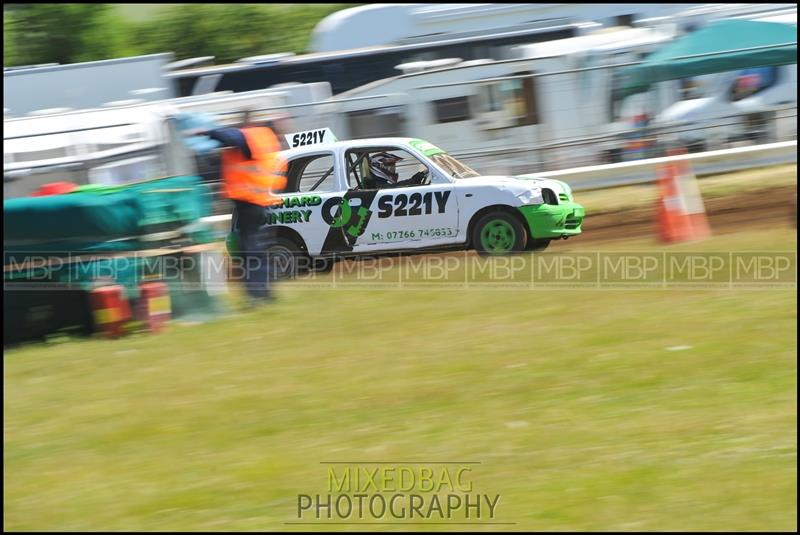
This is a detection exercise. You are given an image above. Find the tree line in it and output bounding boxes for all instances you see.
[3,4,360,67]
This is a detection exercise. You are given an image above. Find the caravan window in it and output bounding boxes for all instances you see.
[479,84,504,113]
[516,72,539,125]
[347,106,406,138]
[433,96,471,123]
[476,73,539,126]
[502,79,526,121]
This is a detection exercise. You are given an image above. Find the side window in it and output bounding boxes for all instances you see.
[678,78,700,101]
[432,96,471,123]
[286,154,337,193]
[345,151,365,189]
[391,149,429,187]
[345,147,430,190]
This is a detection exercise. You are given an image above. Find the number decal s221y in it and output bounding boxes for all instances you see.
[377,190,450,218]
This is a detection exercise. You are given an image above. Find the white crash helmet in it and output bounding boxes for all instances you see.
[368,152,403,183]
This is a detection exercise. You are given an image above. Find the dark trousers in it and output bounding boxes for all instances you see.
[233,201,271,300]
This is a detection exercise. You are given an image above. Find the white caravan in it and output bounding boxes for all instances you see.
[316,26,676,175]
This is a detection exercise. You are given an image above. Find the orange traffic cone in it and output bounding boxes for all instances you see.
[673,157,711,240]
[655,148,711,243]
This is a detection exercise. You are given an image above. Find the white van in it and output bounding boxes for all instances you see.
[653,12,797,150]
[656,64,797,150]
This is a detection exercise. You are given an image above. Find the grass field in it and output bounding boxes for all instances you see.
[4,227,797,531]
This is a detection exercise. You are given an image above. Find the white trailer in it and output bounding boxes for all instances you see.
[3,82,333,198]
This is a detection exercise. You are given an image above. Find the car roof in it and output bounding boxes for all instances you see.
[280,137,425,159]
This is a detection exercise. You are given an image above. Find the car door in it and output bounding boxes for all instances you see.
[349,146,460,253]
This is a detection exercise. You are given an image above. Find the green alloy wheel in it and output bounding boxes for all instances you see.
[473,211,527,256]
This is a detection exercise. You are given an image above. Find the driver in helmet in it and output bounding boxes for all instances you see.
[363,152,427,189]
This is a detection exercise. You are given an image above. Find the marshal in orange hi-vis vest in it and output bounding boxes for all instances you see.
[221,127,288,206]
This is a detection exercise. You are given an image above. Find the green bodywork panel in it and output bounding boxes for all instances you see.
[518,202,585,239]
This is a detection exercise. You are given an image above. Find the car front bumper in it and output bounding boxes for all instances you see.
[518,202,585,239]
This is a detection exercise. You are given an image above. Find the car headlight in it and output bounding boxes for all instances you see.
[516,187,543,205]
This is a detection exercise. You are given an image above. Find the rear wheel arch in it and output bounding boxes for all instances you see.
[264,227,317,279]
[271,226,309,253]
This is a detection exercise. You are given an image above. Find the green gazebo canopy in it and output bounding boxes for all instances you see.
[617,19,797,99]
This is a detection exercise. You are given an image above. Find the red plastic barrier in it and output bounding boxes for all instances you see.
[135,282,171,333]
[88,285,132,338]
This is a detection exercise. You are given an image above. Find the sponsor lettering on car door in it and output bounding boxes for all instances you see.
[355,184,459,252]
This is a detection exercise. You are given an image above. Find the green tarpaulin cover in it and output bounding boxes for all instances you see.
[617,19,797,99]
[4,175,213,253]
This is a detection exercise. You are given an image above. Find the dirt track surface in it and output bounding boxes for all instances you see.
[570,185,797,245]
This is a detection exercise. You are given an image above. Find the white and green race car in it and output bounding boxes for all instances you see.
[228,130,584,276]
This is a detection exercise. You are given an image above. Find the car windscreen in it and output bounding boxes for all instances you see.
[428,152,480,179]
